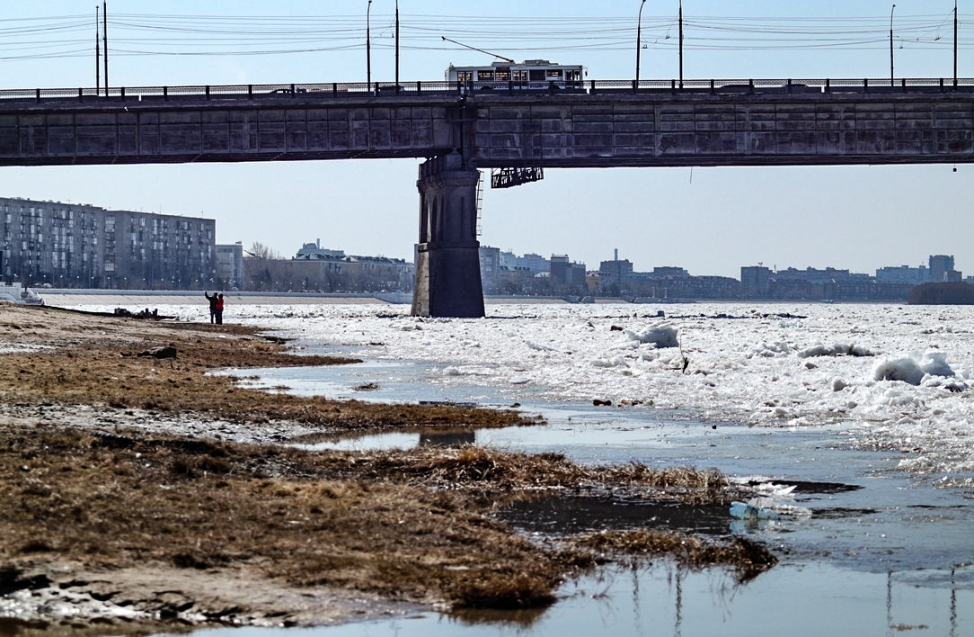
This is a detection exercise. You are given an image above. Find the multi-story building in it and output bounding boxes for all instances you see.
[0,197,215,288]
[271,241,413,293]
[550,255,587,292]
[876,265,929,285]
[479,246,501,294]
[215,242,245,289]
[741,265,772,298]
[929,254,962,282]
[652,266,690,278]
[599,258,634,288]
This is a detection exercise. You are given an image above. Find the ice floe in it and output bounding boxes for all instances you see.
[75,301,974,487]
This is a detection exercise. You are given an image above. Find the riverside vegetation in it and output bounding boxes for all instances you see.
[0,303,776,635]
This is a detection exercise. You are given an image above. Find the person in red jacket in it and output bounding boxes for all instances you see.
[215,293,225,325]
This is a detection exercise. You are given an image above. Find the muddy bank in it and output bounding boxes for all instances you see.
[0,303,772,635]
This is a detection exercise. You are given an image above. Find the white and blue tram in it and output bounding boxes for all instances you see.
[445,59,585,90]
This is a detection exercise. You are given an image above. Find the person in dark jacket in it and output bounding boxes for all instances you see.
[204,291,218,323]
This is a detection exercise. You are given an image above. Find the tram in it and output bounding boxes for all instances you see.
[445,59,585,90]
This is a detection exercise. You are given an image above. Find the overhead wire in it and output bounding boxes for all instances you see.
[0,11,970,61]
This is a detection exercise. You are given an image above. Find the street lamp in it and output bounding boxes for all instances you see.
[890,4,896,85]
[635,0,647,85]
[366,0,372,88]
[395,0,400,91]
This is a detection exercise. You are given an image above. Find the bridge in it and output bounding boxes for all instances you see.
[1,77,972,316]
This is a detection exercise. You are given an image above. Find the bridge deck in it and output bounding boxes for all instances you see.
[0,78,971,167]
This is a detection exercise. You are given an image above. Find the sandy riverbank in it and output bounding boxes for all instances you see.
[0,302,771,636]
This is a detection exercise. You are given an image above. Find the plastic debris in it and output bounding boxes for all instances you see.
[730,501,780,520]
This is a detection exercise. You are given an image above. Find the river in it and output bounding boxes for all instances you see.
[66,299,974,636]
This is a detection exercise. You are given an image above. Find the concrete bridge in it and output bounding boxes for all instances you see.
[1,77,972,316]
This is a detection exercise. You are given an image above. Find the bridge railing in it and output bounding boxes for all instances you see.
[0,77,972,104]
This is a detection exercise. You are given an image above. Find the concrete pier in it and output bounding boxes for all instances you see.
[411,154,484,318]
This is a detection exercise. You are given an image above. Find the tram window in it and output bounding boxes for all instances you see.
[479,70,494,81]
[456,71,473,82]
[494,69,511,81]
[567,69,581,82]
[513,70,527,82]
[529,69,545,81]
[546,69,563,79]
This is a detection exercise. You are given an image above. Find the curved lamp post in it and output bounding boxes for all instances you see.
[366,0,372,88]
[635,0,647,85]
[889,4,896,85]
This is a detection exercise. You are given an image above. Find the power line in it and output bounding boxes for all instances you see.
[0,10,972,62]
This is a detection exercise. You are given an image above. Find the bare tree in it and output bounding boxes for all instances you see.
[247,242,283,261]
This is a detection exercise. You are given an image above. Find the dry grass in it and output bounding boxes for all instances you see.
[0,303,776,623]
[0,425,582,609]
[0,305,528,433]
[298,446,736,505]
[574,530,778,583]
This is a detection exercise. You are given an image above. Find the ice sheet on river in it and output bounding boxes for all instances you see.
[80,302,974,488]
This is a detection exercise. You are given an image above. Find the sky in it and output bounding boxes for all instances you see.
[0,1,971,278]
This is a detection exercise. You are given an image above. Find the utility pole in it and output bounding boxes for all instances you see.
[366,0,372,88]
[954,0,959,86]
[635,0,647,85]
[95,6,100,95]
[889,4,895,85]
[679,0,684,87]
[395,0,400,91]
[103,1,109,95]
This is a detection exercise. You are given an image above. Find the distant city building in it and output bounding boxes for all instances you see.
[486,247,586,295]
[741,266,772,298]
[243,240,413,293]
[549,255,587,291]
[0,196,214,289]
[296,239,346,260]
[215,242,244,288]
[479,246,501,294]
[499,251,549,274]
[652,266,690,278]
[599,258,634,289]
[929,254,962,282]
[876,264,929,285]
[775,267,854,283]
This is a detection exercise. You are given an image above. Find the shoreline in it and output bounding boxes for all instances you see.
[32,290,906,308]
[0,302,767,635]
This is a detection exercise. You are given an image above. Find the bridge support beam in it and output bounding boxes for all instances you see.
[411,154,484,318]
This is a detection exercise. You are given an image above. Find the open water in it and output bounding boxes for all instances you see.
[57,299,973,636]
[202,354,974,636]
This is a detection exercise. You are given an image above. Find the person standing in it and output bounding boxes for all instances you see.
[204,291,217,324]
[215,293,225,325]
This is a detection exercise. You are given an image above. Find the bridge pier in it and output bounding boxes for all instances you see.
[411,154,484,318]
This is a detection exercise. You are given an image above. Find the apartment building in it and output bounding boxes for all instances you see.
[0,197,215,288]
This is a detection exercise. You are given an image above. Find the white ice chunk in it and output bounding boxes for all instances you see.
[625,323,679,348]
[873,350,955,385]
[873,356,925,385]
[798,343,874,358]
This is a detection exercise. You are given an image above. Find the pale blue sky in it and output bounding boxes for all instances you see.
[0,1,971,278]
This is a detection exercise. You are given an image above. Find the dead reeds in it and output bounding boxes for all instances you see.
[575,530,778,583]
[303,445,735,505]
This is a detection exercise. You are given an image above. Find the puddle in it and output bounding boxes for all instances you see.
[196,356,974,637]
[154,561,974,637]
[494,494,733,537]
[218,360,519,407]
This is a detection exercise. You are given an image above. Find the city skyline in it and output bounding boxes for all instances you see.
[0,2,971,278]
